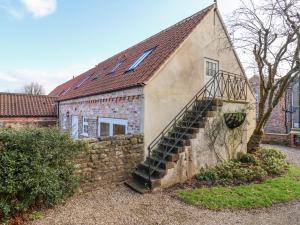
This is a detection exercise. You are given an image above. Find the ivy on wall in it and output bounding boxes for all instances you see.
[204,107,250,161]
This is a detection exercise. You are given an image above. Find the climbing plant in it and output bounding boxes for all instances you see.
[204,107,250,161]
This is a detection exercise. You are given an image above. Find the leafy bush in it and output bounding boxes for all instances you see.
[196,148,287,185]
[256,148,287,175]
[238,152,258,164]
[0,128,85,222]
[196,169,218,182]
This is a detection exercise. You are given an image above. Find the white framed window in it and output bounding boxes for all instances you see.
[98,118,128,137]
[82,117,89,136]
[205,58,219,77]
[126,47,156,72]
[74,74,93,89]
[108,59,125,74]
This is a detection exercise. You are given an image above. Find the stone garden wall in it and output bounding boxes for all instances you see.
[0,117,57,129]
[74,134,144,191]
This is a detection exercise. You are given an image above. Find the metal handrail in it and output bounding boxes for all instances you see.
[147,70,248,186]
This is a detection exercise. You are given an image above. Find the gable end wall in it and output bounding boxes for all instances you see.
[143,8,256,155]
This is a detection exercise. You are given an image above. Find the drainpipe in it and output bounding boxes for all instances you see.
[283,85,294,133]
[298,76,300,129]
[57,101,60,126]
[285,91,288,133]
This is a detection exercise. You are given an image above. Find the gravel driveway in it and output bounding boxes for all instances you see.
[30,145,300,225]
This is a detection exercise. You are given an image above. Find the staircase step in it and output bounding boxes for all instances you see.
[159,142,184,152]
[196,105,219,111]
[180,119,205,128]
[186,110,217,119]
[194,101,212,108]
[163,136,190,146]
[185,111,206,118]
[125,179,150,194]
[152,148,179,162]
[168,131,196,140]
[206,111,218,117]
[194,99,223,109]
[128,98,224,193]
[146,156,174,169]
[137,162,166,178]
[182,113,202,119]
[175,126,200,134]
[211,99,223,106]
[132,170,161,188]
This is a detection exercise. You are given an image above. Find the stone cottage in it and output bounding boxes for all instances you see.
[50,4,256,192]
[249,75,300,148]
[0,93,57,128]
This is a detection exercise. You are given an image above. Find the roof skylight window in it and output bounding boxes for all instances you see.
[74,74,93,89]
[107,59,125,75]
[58,87,71,96]
[126,47,156,72]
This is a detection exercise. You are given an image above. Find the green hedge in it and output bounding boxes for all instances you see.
[0,128,85,221]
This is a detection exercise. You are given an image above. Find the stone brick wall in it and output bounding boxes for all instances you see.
[248,75,300,147]
[0,117,57,129]
[74,134,144,191]
[262,133,290,146]
[265,97,288,134]
[59,87,144,138]
[262,132,300,149]
[249,75,289,134]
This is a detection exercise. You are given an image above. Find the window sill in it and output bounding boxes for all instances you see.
[81,133,89,137]
[125,69,134,74]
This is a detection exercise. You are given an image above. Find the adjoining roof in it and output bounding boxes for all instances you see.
[0,93,57,117]
[53,4,214,101]
[48,68,94,97]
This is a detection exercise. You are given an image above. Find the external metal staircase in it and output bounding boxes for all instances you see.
[125,71,248,193]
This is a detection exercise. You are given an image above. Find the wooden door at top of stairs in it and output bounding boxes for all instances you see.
[204,58,219,97]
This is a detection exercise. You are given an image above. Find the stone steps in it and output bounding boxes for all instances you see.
[126,99,223,193]
[125,180,150,194]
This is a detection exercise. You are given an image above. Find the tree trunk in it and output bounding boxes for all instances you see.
[247,129,264,153]
[247,100,273,153]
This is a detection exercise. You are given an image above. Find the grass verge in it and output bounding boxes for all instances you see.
[177,166,300,210]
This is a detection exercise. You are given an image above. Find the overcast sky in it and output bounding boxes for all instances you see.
[0,0,241,94]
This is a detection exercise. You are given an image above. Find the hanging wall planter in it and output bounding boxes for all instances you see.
[224,112,246,129]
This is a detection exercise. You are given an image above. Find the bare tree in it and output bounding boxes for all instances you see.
[228,0,300,152]
[23,82,45,95]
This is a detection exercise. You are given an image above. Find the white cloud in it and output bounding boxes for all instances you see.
[0,64,93,94]
[0,0,24,19]
[0,0,57,18]
[20,0,57,17]
[6,7,24,19]
[0,71,19,82]
[218,0,241,16]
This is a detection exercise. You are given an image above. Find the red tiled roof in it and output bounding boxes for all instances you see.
[48,68,94,97]
[0,93,57,117]
[54,4,214,101]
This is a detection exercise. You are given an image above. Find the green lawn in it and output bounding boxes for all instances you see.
[177,166,300,210]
